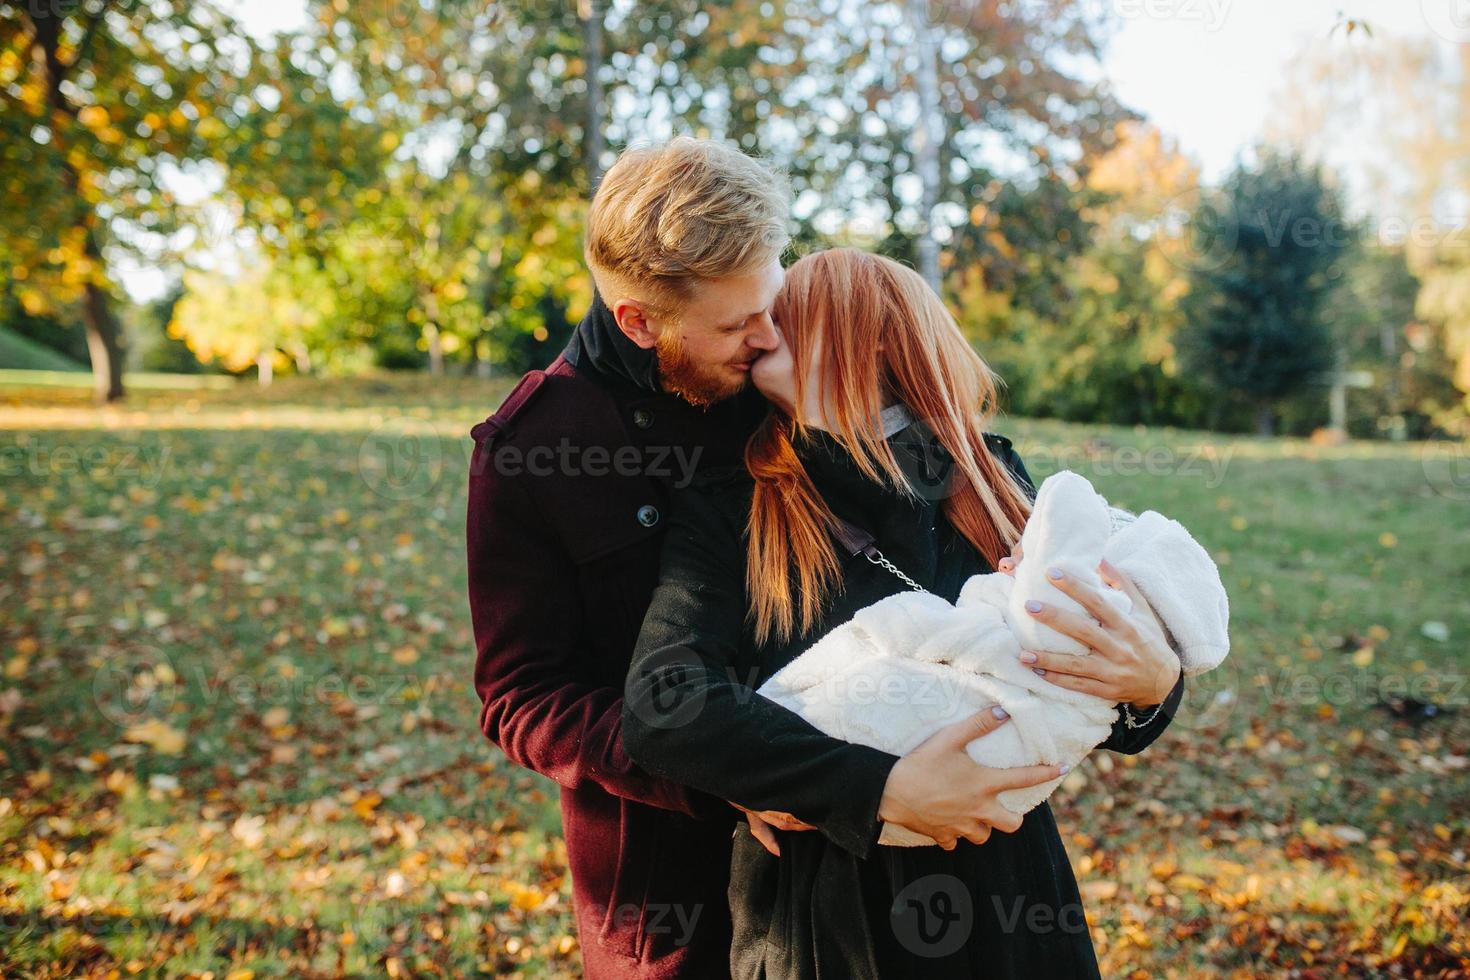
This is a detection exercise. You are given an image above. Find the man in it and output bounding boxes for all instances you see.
[466,137,788,979]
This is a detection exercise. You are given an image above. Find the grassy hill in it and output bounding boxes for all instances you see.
[0,325,87,372]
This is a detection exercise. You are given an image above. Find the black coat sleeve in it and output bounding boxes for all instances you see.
[621,485,903,861]
[1099,670,1186,754]
[997,437,1187,755]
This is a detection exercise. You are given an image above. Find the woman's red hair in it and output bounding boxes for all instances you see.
[745,248,1034,645]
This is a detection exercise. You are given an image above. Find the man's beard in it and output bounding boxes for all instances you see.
[654,328,749,409]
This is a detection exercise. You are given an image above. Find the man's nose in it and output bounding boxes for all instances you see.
[747,312,781,351]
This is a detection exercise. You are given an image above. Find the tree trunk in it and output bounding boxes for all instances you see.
[257,350,274,388]
[425,323,444,377]
[290,341,312,374]
[1255,404,1275,437]
[908,0,942,292]
[82,279,125,404]
[474,327,494,379]
[28,5,125,403]
[581,0,605,191]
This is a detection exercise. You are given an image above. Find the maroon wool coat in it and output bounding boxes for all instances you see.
[466,294,769,978]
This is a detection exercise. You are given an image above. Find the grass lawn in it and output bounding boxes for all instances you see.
[1,375,1467,977]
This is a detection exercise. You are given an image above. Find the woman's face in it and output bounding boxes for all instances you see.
[750,317,829,425]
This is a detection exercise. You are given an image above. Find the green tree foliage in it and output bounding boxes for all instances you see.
[1320,245,1460,439]
[1179,151,1352,435]
[2,0,255,400]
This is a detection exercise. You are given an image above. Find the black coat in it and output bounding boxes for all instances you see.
[623,419,1186,980]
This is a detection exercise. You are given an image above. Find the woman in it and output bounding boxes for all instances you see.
[622,248,1185,978]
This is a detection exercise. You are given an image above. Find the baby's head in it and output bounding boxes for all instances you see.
[1007,471,1132,656]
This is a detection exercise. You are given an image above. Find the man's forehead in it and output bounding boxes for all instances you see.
[691,264,784,318]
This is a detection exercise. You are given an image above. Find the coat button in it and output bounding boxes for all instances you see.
[633,408,654,429]
[636,504,660,527]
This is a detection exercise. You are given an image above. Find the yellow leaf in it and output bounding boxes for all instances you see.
[124,718,187,755]
[352,792,382,821]
[78,105,109,129]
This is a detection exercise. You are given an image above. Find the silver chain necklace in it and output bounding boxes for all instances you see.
[860,547,927,593]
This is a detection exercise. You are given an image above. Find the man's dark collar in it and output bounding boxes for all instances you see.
[560,290,663,393]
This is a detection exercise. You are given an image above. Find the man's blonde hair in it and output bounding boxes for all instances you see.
[585,137,791,311]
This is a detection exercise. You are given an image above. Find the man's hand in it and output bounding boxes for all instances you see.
[876,707,1067,850]
[730,802,817,856]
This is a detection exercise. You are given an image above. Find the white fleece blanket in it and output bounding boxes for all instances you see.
[756,469,1231,847]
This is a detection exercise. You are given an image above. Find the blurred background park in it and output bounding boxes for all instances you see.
[2,0,1469,977]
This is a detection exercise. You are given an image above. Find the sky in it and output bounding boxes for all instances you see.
[1099,0,1458,182]
[117,0,1460,301]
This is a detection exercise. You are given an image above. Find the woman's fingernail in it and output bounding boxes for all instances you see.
[991,705,1009,720]
[1033,667,1046,675]
[1019,651,1037,663]
[1047,566,1063,580]
[1058,764,1071,776]
[1025,599,1042,613]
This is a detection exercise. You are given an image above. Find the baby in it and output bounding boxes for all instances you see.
[756,469,1231,847]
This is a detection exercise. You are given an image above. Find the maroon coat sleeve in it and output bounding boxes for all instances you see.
[466,435,717,819]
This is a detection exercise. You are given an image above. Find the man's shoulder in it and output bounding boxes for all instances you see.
[468,357,616,451]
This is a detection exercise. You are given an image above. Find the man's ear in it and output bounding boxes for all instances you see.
[610,299,659,350]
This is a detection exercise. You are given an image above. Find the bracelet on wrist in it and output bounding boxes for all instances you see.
[1122,700,1164,728]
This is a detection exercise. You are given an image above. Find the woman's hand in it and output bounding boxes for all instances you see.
[730,802,817,856]
[1004,550,1181,707]
[877,708,1067,850]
